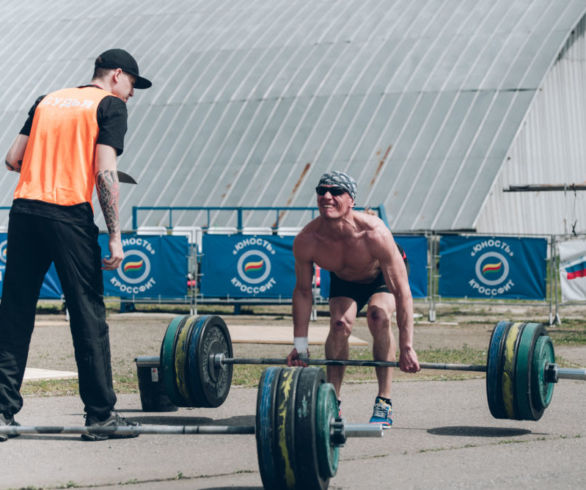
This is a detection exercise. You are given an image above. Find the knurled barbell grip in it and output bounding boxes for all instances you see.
[212,353,487,372]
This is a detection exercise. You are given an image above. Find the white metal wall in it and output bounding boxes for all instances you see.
[476,17,586,235]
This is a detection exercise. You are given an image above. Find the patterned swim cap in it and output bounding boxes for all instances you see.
[317,171,357,201]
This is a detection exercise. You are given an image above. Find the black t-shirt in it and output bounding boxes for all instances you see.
[19,85,128,155]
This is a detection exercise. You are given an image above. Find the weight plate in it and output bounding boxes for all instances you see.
[514,322,542,420]
[501,322,524,419]
[274,367,302,489]
[186,315,233,407]
[294,367,329,490]
[531,334,555,415]
[160,315,188,407]
[173,315,197,406]
[316,382,339,479]
[486,321,511,419]
[185,316,207,405]
[256,367,282,490]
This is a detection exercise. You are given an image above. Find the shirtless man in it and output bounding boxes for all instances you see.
[286,171,420,426]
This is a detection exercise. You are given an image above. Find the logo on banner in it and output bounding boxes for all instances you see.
[231,237,277,294]
[565,259,586,280]
[0,239,6,282]
[110,237,156,294]
[469,239,515,296]
[0,240,7,264]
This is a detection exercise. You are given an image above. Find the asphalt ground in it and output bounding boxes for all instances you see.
[1,307,585,489]
[1,378,584,489]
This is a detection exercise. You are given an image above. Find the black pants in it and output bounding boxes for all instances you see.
[0,212,116,419]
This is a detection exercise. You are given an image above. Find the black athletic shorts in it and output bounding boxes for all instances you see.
[328,244,409,312]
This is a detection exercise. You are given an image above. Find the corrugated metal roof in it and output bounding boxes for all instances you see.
[476,15,586,235]
[0,0,585,232]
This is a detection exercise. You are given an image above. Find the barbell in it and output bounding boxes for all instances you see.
[0,366,380,490]
[147,315,585,421]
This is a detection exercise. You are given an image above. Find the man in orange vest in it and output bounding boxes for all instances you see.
[0,49,151,441]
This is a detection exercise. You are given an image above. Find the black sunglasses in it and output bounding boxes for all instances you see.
[315,185,347,196]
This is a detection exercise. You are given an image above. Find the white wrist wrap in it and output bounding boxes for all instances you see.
[294,337,309,354]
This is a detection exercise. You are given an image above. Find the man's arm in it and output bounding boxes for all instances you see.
[372,224,420,373]
[288,233,315,365]
[5,134,29,172]
[95,144,123,270]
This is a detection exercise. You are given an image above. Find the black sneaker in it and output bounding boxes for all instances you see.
[81,412,140,441]
[0,413,20,442]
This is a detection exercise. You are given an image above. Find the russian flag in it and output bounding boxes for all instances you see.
[566,261,586,280]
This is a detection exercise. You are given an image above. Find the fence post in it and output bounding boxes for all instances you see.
[428,232,436,322]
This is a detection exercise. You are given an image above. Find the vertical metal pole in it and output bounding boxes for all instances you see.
[191,242,198,316]
[428,232,436,322]
[553,235,561,324]
[132,206,138,230]
[548,235,553,325]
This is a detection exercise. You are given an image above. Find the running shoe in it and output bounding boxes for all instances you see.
[82,412,140,441]
[0,413,20,442]
[369,397,392,427]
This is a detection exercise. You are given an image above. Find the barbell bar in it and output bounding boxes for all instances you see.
[211,354,586,381]
[0,422,380,438]
[0,367,379,490]
[146,315,586,422]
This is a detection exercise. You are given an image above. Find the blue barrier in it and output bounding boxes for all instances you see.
[100,234,188,299]
[0,233,189,300]
[200,234,295,298]
[0,233,63,299]
[438,235,547,300]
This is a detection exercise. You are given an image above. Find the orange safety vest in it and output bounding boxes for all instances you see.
[14,86,110,208]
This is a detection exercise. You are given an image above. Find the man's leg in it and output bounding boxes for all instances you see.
[0,214,51,418]
[48,220,116,421]
[366,292,397,399]
[326,297,357,398]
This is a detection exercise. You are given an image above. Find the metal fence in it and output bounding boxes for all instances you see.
[1,205,584,322]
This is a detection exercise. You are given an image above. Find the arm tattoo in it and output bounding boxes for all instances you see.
[96,169,120,235]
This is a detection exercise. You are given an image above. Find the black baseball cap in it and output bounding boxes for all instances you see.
[95,49,152,89]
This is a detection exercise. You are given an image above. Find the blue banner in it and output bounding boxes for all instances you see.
[319,235,428,299]
[0,233,63,299]
[40,263,63,299]
[201,235,296,298]
[438,235,547,300]
[100,234,188,298]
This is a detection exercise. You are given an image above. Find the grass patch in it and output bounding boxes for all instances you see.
[22,335,581,397]
[22,345,489,397]
[547,320,586,345]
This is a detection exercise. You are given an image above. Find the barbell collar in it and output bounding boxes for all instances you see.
[544,363,559,383]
